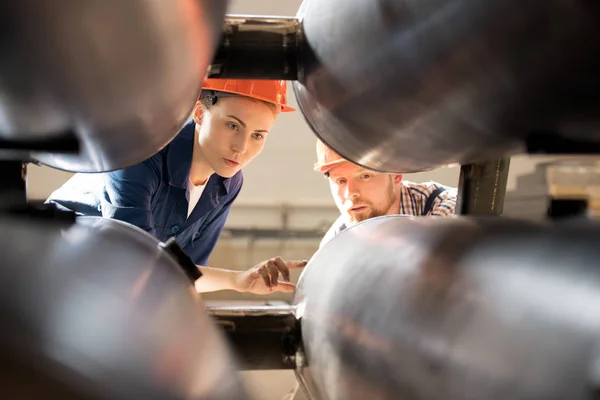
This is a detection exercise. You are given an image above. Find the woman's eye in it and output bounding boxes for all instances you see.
[252,132,264,140]
[362,174,371,179]
[227,123,239,131]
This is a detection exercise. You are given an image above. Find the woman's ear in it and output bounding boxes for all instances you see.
[192,100,204,125]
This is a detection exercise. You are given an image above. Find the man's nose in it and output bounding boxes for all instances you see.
[345,180,360,199]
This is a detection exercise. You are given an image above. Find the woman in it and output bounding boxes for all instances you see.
[47,79,306,295]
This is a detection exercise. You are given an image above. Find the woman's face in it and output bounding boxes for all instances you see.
[196,96,277,178]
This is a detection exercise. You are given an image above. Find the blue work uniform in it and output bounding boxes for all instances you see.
[46,120,243,266]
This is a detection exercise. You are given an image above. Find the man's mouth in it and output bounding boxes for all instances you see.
[349,205,367,212]
[224,158,240,167]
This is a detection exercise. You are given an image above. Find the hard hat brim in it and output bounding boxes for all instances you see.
[313,158,349,174]
[202,78,295,112]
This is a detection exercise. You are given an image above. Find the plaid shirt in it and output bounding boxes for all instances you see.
[320,181,457,248]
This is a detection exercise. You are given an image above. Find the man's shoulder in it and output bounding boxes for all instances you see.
[319,214,347,249]
[403,180,456,192]
[401,180,457,216]
[403,180,457,199]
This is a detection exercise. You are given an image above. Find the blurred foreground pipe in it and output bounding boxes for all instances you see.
[293,215,600,400]
[0,215,250,399]
[293,0,600,173]
[0,1,228,173]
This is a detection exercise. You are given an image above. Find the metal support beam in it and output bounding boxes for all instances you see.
[0,160,77,223]
[456,158,511,216]
[0,161,27,206]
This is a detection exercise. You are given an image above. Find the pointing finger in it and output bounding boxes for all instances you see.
[273,257,291,282]
[286,260,308,270]
[266,260,279,287]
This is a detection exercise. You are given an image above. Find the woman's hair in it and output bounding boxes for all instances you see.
[193,91,279,125]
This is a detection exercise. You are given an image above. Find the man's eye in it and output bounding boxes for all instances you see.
[337,179,347,184]
[362,174,370,179]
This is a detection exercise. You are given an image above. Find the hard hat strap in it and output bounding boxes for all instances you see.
[199,89,241,106]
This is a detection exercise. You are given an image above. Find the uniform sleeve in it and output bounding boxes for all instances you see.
[430,188,458,216]
[193,174,244,266]
[100,159,161,235]
[45,173,106,216]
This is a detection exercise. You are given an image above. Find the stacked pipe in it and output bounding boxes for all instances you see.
[292,215,600,399]
[0,216,250,399]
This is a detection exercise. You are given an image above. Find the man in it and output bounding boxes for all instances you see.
[314,139,458,248]
[280,142,458,399]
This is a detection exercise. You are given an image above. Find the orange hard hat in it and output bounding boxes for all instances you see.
[201,78,295,112]
[314,139,353,174]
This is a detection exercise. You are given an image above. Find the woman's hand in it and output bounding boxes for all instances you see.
[234,257,307,294]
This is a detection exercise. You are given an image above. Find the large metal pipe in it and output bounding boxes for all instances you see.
[293,0,600,173]
[0,215,250,399]
[292,215,600,400]
[0,1,228,173]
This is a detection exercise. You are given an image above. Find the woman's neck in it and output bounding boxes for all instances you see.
[189,127,213,186]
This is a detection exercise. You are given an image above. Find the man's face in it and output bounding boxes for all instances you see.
[327,163,402,225]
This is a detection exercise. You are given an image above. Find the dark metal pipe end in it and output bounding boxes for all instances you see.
[208,15,304,81]
[206,304,301,370]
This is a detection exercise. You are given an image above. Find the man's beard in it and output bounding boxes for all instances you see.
[348,206,379,224]
[345,178,397,225]
[348,205,389,224]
